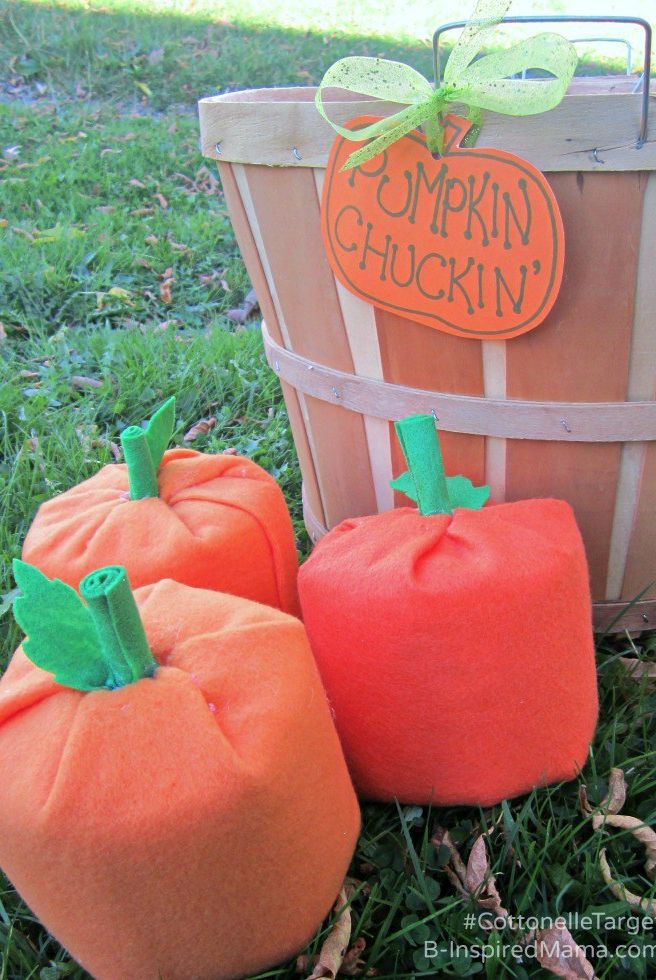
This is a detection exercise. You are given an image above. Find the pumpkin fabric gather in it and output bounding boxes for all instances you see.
[22,398,300,616]
[298,415,599,807]
[0,563,359,980]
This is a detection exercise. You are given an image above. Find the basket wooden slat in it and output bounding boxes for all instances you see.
[237,163,377,526]
[504,171,644,597]
[200,86,656,631]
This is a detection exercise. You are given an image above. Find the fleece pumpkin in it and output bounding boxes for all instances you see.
[298,415,598,807]
[22,398,300,615]
[0,563,359,980]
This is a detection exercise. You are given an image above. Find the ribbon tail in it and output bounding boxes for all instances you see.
[341,99,446,170]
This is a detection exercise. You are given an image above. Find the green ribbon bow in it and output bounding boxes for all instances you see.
[315,0,577,170]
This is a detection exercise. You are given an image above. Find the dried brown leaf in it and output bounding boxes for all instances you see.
[580,768,627,821]
[129,207,154,217]
[594,814,656,878]
[464,836,509,922]
[11,226,34,241]
[20,369,39,379]
[599,848,656,914]
[144,235,158,246]
[431,828,468,888]
[71,375,102,389]
[226,287,260,324]
[535,925,595,979]
[184,417,216,442]
[129,178,146,189]
[303,887,353,980]
[154,192,168,210]
[619,657,656,683]
[159,278,173,305]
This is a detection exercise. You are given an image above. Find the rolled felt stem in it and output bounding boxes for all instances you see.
[80,566,157,688]
[121,426,159,500]
[395,415,453,516]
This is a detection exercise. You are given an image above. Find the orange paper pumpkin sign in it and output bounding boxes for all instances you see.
[321,115,565,340]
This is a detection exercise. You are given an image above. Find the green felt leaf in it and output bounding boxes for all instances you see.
[12,560,109,691]
[390,470,416,499]
[144,395,175,471]
[446,474,490,510]
[391,470,490,511]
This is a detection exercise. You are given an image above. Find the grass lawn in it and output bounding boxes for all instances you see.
[2,0,656,977]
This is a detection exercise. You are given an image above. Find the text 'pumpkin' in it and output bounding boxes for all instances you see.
[321,115,565,340]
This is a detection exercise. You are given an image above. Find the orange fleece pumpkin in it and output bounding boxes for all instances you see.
[22,398,299,615]
[298,416,598,807]
[0,567,359,980]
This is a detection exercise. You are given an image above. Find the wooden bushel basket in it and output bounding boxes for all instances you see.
[199,66,656,632]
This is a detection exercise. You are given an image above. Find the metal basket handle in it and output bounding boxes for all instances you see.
[433,15,652,146]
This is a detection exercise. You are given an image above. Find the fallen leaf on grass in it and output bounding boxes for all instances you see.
[129,178,146,189]
[184,417,216,442]
[11,226,34,241]
[302,887,353,979]
[20,369,39,379]
[581,768,656,909]
[580,768,627,825]
[431,828,468,896]
[159,277,174,305]
[59,131,87,143]
[154,192,168,210]
[97,287,133,310]
[226,287,260,325]
[130,207,154,217]
[297,938,367,978]
[72,375,102,390]
[144,235,158,246]
[463,835,509,922]
[599,849,656,914]
[534,925,596,979]
[619,657,656,683]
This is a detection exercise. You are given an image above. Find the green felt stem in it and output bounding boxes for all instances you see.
[80,566,157,688]
[121,425,159,500]
[395,415,453,516]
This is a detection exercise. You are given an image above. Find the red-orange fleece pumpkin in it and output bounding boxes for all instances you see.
[0,562,359,980]
[298,415,598,807]
[21,398,300,615]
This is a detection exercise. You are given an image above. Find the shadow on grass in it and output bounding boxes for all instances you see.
[1,0,630,113]
[1,0,438,111]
